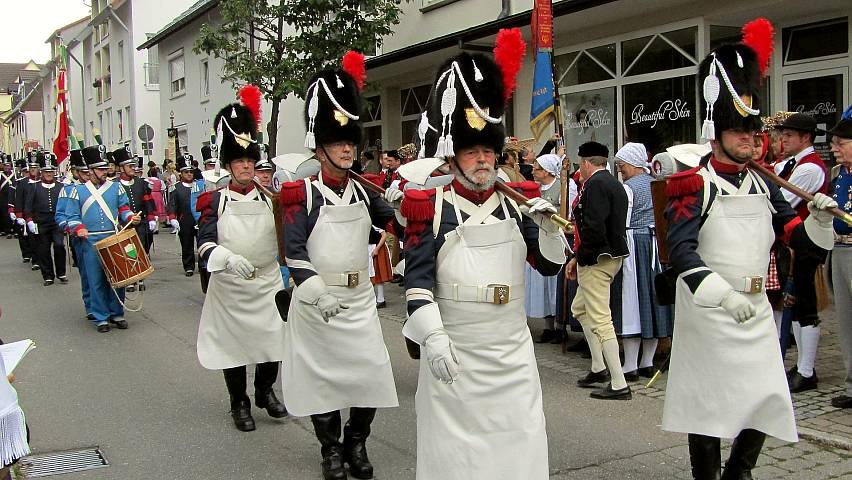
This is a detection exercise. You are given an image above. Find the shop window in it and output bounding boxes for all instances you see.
[556,43,616,87]
[363,95,382,122]
[622,75,697,155]
[622,27,697,77]
[400,85,431,116]
[561,87,617,158]
[400,84,431,145]
[783,19,848,64]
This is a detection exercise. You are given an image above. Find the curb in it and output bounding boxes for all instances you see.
[798,427,852,451]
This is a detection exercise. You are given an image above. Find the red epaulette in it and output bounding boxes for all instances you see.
[279,181,306,205]
[400,189,435,222]
[195,190,214,213]
[505,180,540,199]
[666,166,703,197]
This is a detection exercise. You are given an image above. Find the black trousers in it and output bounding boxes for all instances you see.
[16,224,35,261]
[0,211,12,234]
[35,223,66,281]
[135,223,150,256]
[222,362,279,407]
[178,228,197,272]
[791,248,828,326]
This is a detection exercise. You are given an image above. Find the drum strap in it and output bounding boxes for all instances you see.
[84,182,118,232]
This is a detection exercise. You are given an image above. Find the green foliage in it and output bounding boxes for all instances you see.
[194,0,404,102]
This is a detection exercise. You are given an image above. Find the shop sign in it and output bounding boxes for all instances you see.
[795,102,837,117]
[630,99,691,129]
[566,108,612,130]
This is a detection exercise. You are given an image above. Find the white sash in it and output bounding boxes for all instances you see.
[83,181,119,231]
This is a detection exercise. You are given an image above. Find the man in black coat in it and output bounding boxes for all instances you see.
[167,154,202,276]
[566,141,631,400]
[0,154,14,237]
[23,152,65,286]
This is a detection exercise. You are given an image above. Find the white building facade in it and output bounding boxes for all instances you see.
[355,0,852,166]
[64,0,197,166]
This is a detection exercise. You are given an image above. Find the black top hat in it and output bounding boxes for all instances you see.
[69,149,87,170]
[15,159,26,170]
[82,145,109,168]
[112,144,134,166]
[40,152,57,171]
[774,112,819,134]
[578,141,609,158]
[303,68,363,150]
[27,151,40,167]
[176,154,195,171]
[200,145,217,164]
[826,105,852,139]
[255,144,273,171]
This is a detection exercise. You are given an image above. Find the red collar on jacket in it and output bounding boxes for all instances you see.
[228,182,255,194]
[709,157,745,174]
[451,179,494,205]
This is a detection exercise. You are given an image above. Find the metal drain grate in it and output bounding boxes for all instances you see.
[14,447,109,478]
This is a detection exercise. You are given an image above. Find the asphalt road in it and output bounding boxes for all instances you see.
[1,235,688,479]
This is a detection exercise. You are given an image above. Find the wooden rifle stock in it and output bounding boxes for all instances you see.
[747,160,852,226]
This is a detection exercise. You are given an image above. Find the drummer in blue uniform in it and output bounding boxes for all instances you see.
[65,145,140,332]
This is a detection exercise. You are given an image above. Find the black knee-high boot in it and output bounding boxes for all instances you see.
[721,429,765,480]
[688,434,721,480]
[253,362,288,418]
[311,411,346,480]
[344,407,376,479]
[223,366,254,432]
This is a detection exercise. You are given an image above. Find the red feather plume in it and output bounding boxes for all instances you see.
[238,84,263,132]
[741,18,774,78]
[493,28,527,103]
[342,51,366,92]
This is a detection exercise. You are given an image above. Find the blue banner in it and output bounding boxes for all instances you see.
[530,50,555,141]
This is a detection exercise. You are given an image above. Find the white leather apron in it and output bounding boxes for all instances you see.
[662,166,797,442]
[197,188,286,370]
[282,178,398,417]
[415,189,549,480]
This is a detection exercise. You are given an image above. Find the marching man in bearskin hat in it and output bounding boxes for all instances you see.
[661,19,837,479]
[278,53,399,480]
[23,152,66,286]
[64,145,141,332]
[398,29,566,479]
[167,152,204,276]
[194,86,288,432]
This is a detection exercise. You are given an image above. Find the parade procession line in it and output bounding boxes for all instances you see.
[1,237,850,479]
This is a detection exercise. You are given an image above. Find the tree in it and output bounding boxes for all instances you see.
[195,0,406,155]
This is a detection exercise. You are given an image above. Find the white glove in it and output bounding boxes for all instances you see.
[9,212,16,222]
[169,219,180,234]
[807,193,838,226]
[382,187,404,205]
[721,291,757,323]
[424,329,459,384]
[15,217,24,226]
[521,197,558,216]
[148,220,158,232]
[225,254,255,279]
[316,292,349,322]
[26,221,36,234]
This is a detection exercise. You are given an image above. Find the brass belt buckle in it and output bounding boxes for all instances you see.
[745,276,763,294]
[346,272,359,288]
[489,284,510,305]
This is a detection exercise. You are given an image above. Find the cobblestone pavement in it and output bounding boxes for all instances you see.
[531,305,852,477]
